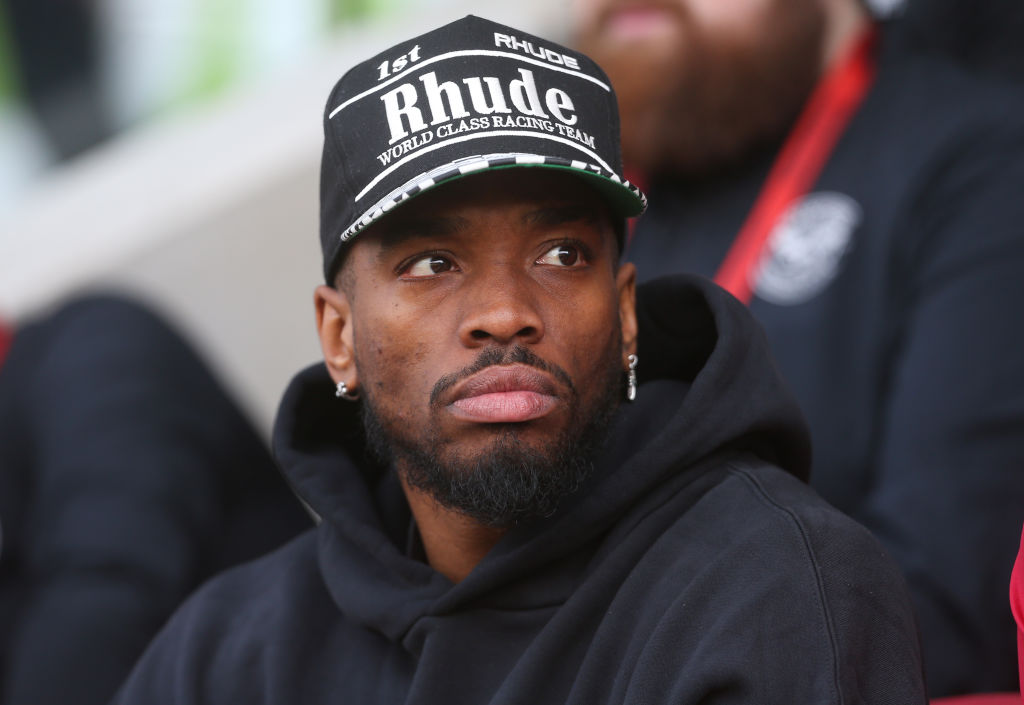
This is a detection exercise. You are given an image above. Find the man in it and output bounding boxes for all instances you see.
[575,0,1024,696]
[113,16,926,703]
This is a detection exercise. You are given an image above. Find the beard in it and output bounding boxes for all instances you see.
[576,0,827,176]
[360,343,623,528]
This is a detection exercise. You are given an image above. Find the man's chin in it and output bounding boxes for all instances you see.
[434,425,557,465]
[440,415,569,449]
[400,432,593,528]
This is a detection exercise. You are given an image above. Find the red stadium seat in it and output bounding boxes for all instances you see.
[931,694,1020,705]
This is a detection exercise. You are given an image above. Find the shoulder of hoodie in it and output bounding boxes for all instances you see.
[861,37,1024,152]
[606,454,915,616]
[618,458,923,689]
[711,459,901,579]
[114,528,342,703]
[832,42,1024,292]
[656,457,913,605]
[176,527,326,625]
[583,458,926,701]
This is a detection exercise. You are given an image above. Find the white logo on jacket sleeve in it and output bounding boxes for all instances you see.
[751,192,861,305]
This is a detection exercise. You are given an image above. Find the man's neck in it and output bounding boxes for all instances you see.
[400,476,506,584]
[821,0,873,71]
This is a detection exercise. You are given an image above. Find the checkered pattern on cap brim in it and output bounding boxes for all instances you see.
[338,153,648,244]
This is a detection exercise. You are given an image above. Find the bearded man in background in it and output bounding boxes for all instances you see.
[575,0,1024,696]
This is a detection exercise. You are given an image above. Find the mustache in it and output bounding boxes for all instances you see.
[430,346,576,406]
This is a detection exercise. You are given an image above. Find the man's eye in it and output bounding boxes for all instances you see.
[537,244,583,267]
[403,255,454,278]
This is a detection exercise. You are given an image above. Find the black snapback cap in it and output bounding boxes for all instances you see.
[319,14,647,281]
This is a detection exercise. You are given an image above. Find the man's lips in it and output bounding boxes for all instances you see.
[447,365,559,424]
[599,4,679,42]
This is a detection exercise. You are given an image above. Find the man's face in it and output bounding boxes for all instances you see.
[573,0,827,174]
[317,170,637,527]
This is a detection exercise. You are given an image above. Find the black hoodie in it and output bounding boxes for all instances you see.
[114,275,926,704]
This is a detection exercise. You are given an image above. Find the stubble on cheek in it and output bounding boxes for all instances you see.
[564,296,625,399]
[358,334,432,429]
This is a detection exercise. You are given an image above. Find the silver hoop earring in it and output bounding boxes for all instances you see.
[335,380,360,401]
[626,354,638,402]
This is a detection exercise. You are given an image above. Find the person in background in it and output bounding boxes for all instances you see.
[0,0,112,160]
[0,295,310,705]
[574,0,1024,696]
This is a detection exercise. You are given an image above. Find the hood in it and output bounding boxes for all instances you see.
[272,273,809,642]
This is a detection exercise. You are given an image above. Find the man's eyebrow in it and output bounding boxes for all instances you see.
[524,204,602,229]
[374,215,469,253]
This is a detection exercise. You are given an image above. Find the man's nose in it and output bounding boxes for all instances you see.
[457,271,544,347]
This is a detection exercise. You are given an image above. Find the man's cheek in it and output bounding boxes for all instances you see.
[358,335,432,420]
[581,326,622,384]
[355,332,400,394]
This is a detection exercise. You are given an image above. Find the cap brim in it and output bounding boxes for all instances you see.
[337,153,647,246]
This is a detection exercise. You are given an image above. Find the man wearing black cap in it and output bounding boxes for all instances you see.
[113,16,926,704]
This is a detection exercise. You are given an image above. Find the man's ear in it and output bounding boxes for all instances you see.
[616,262,638,359]
[314,285,357,391]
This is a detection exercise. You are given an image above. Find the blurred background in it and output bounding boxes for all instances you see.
[0,0,566,435]
[1,0,1020,436]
